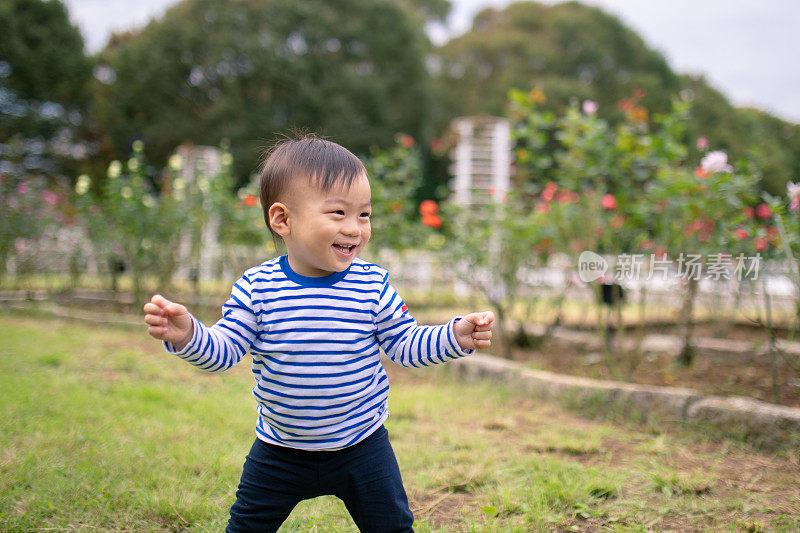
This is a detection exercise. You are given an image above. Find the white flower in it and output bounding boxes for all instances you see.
[700,150,733,174]
[75,174,91,195]
[128,158,139,171]
[198,178,210,192]
[142,195,156,208]
[172,177,186,191]
[121,186,132,199]
[107,160,122,179]
[132,140,144,152]
[787,181,800,200]
[221,153,233,166]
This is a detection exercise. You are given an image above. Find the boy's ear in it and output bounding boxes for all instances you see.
[268,202,290,237]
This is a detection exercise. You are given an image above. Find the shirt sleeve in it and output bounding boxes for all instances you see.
[163,273,258,372]
[374,274,472,367]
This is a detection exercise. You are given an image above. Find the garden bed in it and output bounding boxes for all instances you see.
[501,333,800,407]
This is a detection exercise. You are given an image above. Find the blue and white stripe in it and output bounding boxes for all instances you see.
[164,255,472,450]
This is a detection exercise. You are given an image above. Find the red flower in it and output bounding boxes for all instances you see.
[399,134,414,148]
[541,182,557,202]
[601,194,617,210]
[429,138,442,152]
[243,195,258,207]
[419,200,438,216]
[754,237,768,251]
[694,166,710,179]
[421,213,441,228]
[391,201,403,213]
[734,228,748,240]
[755,203,772,219]
[743,206,754,218]
[536,201,550,214]
[766,226,779,239]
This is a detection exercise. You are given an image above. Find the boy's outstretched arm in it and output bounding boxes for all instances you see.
[143,294,194,351]
[375,274,494,367]
[142,275,257,372]
[453,311,495,352]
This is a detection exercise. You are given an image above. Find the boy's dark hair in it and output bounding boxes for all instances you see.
[258,134,366,240]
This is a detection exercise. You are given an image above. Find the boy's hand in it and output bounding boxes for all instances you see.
[143,294,193,351]
[454,311,495,351]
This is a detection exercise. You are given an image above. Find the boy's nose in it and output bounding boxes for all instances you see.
[341,220,360,237]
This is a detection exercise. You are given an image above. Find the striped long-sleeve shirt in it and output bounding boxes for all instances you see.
[164,254,473,450]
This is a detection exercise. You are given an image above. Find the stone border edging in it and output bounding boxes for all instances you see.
[450,353,800,451]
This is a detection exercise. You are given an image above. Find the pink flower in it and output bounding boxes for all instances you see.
[787,181,800,201]
[756,203,772,220]
[41,190,58,207]
[601,194,617,210]
[536,201,550,214]
[790,197,800,212]
[696,136,708,150]
[700,151,733,174]
[582,100,598,115]
[16,182,28,195]
[743,206,754,219]
[734,228,748,240]
[754,237,768,251]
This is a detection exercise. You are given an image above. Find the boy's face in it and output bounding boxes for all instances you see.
[282,172,372,277]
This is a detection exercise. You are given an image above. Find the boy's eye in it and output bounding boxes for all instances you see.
[331,210,345,216]
[360,212,371,218]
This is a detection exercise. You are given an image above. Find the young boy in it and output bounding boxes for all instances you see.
[143,135,494,532]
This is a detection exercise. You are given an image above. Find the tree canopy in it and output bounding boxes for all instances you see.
[90,0,435,186]
[0,0,92,179]
[431,1,798,195]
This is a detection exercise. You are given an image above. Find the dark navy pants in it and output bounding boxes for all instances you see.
[226,425,414,532]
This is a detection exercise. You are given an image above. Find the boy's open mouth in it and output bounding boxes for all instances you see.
[333,244,356,256]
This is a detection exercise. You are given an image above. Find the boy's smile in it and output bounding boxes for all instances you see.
[280,173,372,277]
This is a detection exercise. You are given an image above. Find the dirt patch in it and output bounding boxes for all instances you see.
[409,491,473,530]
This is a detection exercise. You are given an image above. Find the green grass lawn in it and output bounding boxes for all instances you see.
[1,311,798,532]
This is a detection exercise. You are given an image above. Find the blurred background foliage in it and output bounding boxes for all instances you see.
[1,0,798,200]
